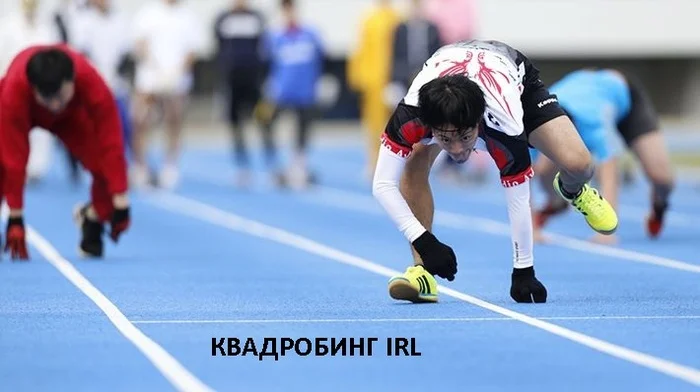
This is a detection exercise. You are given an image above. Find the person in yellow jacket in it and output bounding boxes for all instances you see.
[347,0,401,178]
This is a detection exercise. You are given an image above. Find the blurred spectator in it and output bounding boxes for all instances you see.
[386,0,441,103]
[258,0,325,190]
[0,0,60,184]
[130,0,205,189]
[347,0,400,179]
[213,0,268,187]
[53,0,89,42]
[71,0,132,158]
[424,0,477,45]
[54,0,90,184]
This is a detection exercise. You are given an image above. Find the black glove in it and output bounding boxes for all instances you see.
[510,266,547,303]
[5,217,29,260]
[109,207,130,243]
[411,231,457,281]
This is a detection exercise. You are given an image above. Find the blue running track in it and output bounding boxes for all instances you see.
[1,139,699,391]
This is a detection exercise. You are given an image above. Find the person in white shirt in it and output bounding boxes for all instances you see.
[72,0,132,159]
[130,0,205,189]
[52,0,91,185]
[0,0,61,184]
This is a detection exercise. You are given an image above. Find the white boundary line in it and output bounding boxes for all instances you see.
[132,315,700,325]
[25,226,214,392]
[145,192,700,387]
[307,186,700,274]
[449,188,699,228]
[181,172,700,274]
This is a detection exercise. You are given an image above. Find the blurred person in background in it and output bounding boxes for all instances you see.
[53,0,88,43]
[213,0,268,188]
[72,0,133,160]
[424,0,478,46]
[386,0,441,101]
[0,0,60,185]
[533,68,675,242]
[347,0,400,180]
[53,0,90,185]
[258,0,325,189]
[130,0,205,189]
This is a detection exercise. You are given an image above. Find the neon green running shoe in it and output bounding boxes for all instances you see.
[388,265,438,303]
[553,172,618,235]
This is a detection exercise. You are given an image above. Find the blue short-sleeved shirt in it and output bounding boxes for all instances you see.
[531,69,632,163]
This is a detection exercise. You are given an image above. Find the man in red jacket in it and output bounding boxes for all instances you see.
[0,44,130,260]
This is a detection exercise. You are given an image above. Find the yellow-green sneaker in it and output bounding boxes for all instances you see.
[388,265,438,303]
[553,172,618,234]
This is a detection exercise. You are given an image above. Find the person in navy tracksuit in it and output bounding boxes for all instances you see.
[214,0,268,186]
[260,0,325,189]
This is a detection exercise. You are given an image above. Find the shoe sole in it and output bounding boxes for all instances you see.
[388,278,437,303]
[77,247,102,259]
[587,221,618,235]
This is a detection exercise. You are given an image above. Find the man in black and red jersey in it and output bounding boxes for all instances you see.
[372,40,619,304]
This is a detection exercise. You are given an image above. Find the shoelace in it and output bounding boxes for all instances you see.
[572,187,606,217]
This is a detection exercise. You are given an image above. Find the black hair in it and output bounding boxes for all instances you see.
[281,0,294,8]
[25,49,75,98]
[418,74,486,132]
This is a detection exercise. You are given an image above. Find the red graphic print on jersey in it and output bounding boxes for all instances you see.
[476,51,516,121]
[437,52,473,77]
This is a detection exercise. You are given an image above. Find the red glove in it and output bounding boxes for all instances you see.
[110,207,130,243]
[5,217,29,260]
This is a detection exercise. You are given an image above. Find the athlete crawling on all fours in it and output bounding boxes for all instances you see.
[371,39,619,304]
[0,45,131,260]
[532,68,675,243]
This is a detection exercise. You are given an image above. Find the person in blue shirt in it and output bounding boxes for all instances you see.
[533,69,675,242]
[258,0,325,189]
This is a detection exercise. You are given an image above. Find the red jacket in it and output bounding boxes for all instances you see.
[0,44,128,210]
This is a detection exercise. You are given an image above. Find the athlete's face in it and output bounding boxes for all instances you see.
[34,81,75,113]
[433,125,480,164]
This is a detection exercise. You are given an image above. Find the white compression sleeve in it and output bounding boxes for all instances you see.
[372,146,427,242]
[504,180,534,269]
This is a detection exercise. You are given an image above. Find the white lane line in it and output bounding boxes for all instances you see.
[131,315,700,325]
[448,189,698,227]
[144,192,700,387]
[307,186,700,274]
[26,226,214,392]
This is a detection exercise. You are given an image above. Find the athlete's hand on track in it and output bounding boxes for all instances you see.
[411,231,457,281]
[4,216,29,260]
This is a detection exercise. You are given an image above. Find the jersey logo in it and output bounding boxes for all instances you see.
[537,97,558,108]
[486,112,501,128]
[380,133,411,158]
[501,167,534,188]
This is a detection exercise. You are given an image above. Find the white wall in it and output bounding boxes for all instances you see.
[476,0,700,57]
[2,0,699,58]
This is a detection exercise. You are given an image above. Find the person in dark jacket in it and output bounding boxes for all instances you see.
[389,0,442,91]
[214,0,268,187]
